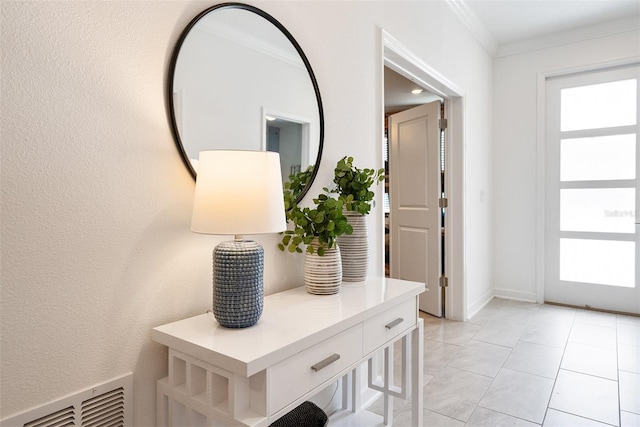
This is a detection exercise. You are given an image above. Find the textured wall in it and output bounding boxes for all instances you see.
[1,1,493,424]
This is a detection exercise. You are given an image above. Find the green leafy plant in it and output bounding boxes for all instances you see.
[283,165,314,212]
[279,171,352,256]
[333,156,385,215]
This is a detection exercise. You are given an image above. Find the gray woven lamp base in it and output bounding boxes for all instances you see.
[213,239,264,328]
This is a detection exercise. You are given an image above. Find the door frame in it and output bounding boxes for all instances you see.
[535,57,640,305]
[381,30,467,321]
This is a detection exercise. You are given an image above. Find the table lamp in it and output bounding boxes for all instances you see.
[191,150,286,328]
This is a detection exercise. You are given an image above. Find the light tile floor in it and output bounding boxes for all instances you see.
[365,298,640,426]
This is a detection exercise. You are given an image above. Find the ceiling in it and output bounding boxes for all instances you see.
[385,0,640,114]
[462,0,639,48]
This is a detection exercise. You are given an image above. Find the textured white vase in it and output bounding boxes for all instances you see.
[337,211,369,282]
[304,239,342,295]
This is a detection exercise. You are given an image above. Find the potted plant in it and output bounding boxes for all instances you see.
[279,190,352,255]
[279,169,353,294]
[332,156,385,282]
[333,156,385,214]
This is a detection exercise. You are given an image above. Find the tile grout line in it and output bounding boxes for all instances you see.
[616,318,621,427]
[541,310,574,426]
[422,303,631,426]
[471,312,533,425]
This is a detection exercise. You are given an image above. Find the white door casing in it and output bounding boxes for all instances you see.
[389,101,442,316]
[382,29,466,321]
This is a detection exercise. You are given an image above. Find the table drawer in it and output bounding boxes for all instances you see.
[363,298,417,354]
[269,324,363,414]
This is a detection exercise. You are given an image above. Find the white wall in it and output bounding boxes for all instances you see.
[0,1,492,424]
[493,30,640,302]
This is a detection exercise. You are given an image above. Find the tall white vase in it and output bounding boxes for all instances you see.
[304,239,342,295]
[337,211,368,282]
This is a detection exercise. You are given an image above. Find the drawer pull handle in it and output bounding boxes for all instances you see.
[385,318,404,329]
[311,354,340,372]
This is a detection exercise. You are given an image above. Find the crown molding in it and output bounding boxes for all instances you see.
[495,16,640,58]
[446,0,498,57]
[447,0,639,58]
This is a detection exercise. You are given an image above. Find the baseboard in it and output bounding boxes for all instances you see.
[493,287,537,303]
[467,288,494,319]
[467,288,540,320]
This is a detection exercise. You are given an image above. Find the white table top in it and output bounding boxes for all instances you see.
[152,277,424,376]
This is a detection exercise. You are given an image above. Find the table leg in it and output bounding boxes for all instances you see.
[384,346,395,425]
[411,319,424,426]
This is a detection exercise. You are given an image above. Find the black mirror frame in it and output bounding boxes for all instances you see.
[167,2,324,204]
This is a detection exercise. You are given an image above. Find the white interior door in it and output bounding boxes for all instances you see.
[389,101,442,316]
[545,65,640,314]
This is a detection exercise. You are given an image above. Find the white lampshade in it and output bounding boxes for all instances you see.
[191,150,287,236]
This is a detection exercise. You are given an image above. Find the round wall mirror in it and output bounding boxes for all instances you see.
[168,2,324,203]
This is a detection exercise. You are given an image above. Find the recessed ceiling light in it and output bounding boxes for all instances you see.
[411,88,423,95]
[265,115,276,121]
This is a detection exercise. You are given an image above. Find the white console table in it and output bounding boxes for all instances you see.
[153,277,424,426]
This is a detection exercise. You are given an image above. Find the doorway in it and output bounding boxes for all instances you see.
[382,30,466,320]
[543,64,640,314]
[384,68,444,317]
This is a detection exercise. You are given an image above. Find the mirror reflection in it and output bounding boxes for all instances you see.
[169,4,323,202]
